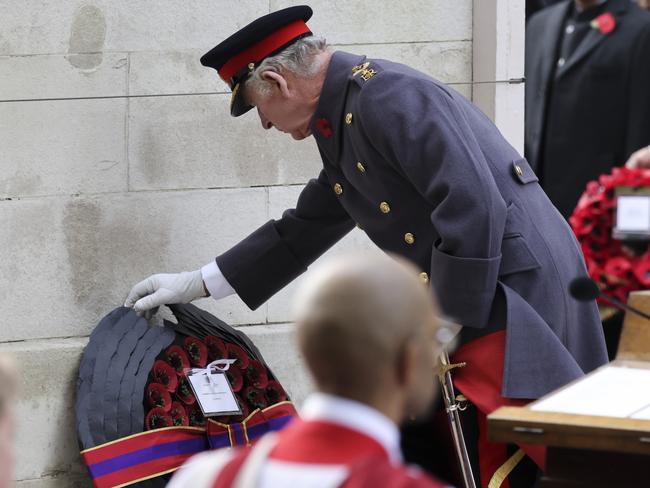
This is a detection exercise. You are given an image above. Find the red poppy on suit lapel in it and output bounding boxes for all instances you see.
[591,12,615,35]
[315,118,333,138]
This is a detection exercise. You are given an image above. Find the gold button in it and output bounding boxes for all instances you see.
[356,161,366,173]
[248,62,255,71]
[345,112,353,124]
[404,233,415,244]
[419,272,429,284]
[379,201,391,214]
[334,183,343,195]
[514,164,523,177]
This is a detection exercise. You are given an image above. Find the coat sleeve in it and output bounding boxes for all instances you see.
[357,73,507,328]
[215,168,355,310]
[625,23,650,157]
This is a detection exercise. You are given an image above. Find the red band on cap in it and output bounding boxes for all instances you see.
[219,20,311,83]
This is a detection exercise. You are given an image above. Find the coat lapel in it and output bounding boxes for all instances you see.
[556,0,629,80]
[537,2,571,90]
[309,51,366,166]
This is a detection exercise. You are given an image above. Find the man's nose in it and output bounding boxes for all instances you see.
[258,110,273,130]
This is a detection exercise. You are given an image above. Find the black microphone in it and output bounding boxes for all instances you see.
[569,276,650,321]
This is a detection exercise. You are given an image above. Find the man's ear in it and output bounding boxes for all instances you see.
[396,339,417,388]
[261,70,290,98]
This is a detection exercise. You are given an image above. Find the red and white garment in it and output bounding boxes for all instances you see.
[168,393,451,488]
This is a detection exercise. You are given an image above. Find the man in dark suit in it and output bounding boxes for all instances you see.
[525,0,650,219]
[126,6,608,485]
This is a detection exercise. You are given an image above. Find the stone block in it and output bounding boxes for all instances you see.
[0,188,270,342]
[0,98,127,198]
[0,338,90,482]
[128,41,470,98]
[0,1,268,56]
[4,324,308,484]
[265,186,380,323]
[337,41,471,84]
[129,50,228,96]
[128,94,322,191]
[0,53,127,101]
[271,0,472,44]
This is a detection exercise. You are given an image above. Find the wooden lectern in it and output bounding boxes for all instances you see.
[488,291,650,487]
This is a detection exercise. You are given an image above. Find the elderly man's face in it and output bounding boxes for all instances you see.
[245,73,317,141]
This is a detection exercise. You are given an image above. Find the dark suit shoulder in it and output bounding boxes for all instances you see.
[527,0,570,33]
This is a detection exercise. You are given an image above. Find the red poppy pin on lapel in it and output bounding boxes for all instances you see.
[591,12,616,35]
[315,118,333,138]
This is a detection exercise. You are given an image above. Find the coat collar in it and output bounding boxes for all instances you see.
[309,51,366,164]
[300,393,403,465]
[556,0,629,79]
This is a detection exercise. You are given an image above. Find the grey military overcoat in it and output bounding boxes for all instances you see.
[216,51,608,399]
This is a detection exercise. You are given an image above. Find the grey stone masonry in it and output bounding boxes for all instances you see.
[1,1,473,485]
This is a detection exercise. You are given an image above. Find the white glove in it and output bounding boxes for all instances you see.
[124,270,207,317]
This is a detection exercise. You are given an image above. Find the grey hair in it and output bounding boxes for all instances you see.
[246,36,329,98]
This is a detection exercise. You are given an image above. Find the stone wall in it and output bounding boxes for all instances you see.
[0,1,473,485]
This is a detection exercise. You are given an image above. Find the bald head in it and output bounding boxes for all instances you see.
[293,254,442,418]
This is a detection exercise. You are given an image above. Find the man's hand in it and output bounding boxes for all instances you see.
[625,146,650,169]
[124,270,208,318]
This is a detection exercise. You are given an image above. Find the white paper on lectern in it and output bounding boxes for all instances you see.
[531,366,650,418]
[616,196,650,232]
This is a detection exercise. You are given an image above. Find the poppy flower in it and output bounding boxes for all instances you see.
[205,335,227,361]
[165,345,190,376]
[244,360,269,389]
[145,407,173,430]
[315,118,332,138]
[176,376,196,405]
[169,401,189,426]
[184,337,208,368]
[226,343,250,370]
[187,403,206,427]
[226,365,243,392]
[242,386,268,410]
[591,12,615,35]
[151,360,178,392]
[265,381,288,404]
[146,383,172,411]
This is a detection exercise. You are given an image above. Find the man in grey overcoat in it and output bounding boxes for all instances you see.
[125,5,607,486]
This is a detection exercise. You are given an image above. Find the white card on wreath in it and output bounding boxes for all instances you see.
[186,369,242,417]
